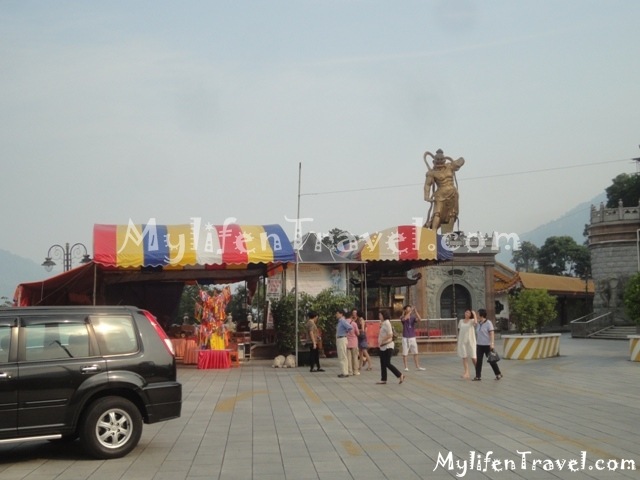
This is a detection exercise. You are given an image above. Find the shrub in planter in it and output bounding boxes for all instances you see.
[271,293,313,354]
[308,289,358,353]
[623,273,640,334]
[509,288,557,334]
[271,289,357,355]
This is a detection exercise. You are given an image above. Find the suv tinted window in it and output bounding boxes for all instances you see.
[0,325,11,363]
[23,322,90,361]
[91,315,138,355]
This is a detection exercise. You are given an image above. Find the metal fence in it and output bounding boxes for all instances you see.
[391,318,458,338]
[570,311,613,338]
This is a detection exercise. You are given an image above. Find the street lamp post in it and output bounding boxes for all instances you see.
[42,242,91,272]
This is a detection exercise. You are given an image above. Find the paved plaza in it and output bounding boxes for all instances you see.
[0,333,638,479]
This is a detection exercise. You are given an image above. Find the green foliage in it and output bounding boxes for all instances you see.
[321,227,358,252]
[623,273,640,326]
[271,289,357,354]
[176,285,199,323]
[509,289,557,334]
[537,236,590,276]
[605,173,640,208]
[511,241,539,272]
[308,289,358,352]
[226,285,250,322]
[271,292,314,354]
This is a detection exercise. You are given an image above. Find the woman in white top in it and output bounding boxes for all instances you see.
[376,311,405,385]
[457,309,477,379]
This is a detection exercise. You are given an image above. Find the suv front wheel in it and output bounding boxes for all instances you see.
[80,396,143,459]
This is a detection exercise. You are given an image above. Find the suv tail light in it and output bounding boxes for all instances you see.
[142,310,175,356]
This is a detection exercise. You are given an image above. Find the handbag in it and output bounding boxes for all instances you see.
[487,349,500,363]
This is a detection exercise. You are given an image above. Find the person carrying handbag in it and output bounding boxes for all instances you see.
[473,308,503,381]
[376,311,405,385]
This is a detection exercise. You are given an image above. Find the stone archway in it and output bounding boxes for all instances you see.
[440,284,471,319]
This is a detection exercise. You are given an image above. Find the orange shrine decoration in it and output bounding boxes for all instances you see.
[196,286,232,349]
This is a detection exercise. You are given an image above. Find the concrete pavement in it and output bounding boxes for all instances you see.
[0,333,638,479]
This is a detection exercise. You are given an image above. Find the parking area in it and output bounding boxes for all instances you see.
[1,334,638,479]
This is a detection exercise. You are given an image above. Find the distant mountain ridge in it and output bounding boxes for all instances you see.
[496,192,607,266]
[0,249,45,302]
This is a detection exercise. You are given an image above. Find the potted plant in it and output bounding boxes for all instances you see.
[503,289,561,359]
[622,273,640,361]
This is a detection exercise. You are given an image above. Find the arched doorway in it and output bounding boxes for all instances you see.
[440,284,471,319]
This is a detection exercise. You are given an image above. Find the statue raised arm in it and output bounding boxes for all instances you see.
[423,148,465,233]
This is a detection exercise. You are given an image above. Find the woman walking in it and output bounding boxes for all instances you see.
[474,308,503,381]
[376,311,405,385]
[457,309,477,379]
[357,311,372,371]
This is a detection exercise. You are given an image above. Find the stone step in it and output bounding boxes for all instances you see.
[590,325,637,340]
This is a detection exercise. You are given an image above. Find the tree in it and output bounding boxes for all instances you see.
[571,247,591,278]
[623,273,640,329]
[605,173,640,208]
[321,227,358,252]
[176,285,200,323]
[226,285,250,323]
[224,283,267,328]
[511,241,539,272]
[537,236,590,276]
[509,289,557,334]
[308,289,358,352]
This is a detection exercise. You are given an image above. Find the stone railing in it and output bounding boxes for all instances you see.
[590,201,640,224]
[570,312,613,338]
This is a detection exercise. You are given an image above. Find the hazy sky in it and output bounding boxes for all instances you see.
[1,1,639,274]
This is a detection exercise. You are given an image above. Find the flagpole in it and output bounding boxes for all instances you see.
[295,162,301,366]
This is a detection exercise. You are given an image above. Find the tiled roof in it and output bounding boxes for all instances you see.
[518,272,594,295]
[493,262,594,295]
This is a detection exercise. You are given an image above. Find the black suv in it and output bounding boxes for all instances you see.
[0,306,182,459]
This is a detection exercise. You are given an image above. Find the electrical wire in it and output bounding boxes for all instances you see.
[301,157,633,197]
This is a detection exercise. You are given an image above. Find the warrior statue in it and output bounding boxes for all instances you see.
[423,149,465,233]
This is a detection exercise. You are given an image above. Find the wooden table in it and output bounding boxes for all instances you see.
[197,349,231,369]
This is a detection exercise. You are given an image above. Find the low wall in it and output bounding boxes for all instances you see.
[502,333,561,360]
[417,338,457,354]
[629,336,640,362]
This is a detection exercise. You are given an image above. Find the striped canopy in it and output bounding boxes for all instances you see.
[356,225,452,262]
[93,223,295,268]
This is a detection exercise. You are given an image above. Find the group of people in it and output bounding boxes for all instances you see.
[306,304,502,384]
[306,308,373,374]
[457,308,503,381]
[334,307,411,383]
[332,308,372,377]
[306,305,429,385]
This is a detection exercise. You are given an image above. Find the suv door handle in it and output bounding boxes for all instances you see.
[81,365,101,373]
